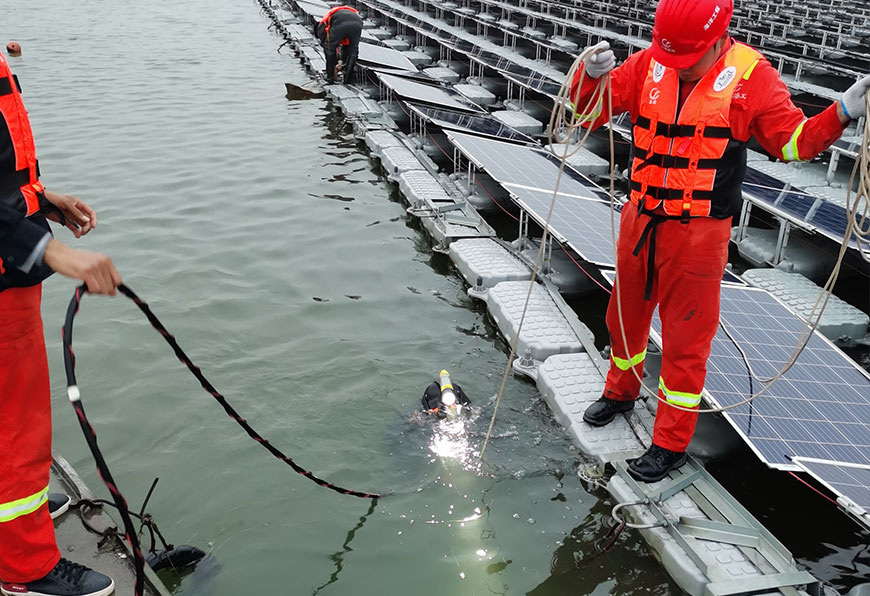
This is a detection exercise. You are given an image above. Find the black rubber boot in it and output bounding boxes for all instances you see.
[1,559,114,596]
[582,396,635,426]
[627,444,687,483]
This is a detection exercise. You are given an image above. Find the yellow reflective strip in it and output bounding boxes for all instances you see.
[0,486,49,523]
[742,59,760,80]
[659,378,702,408]
[575,96,603,121]
[611,348,647,371]
[781,119,807,162]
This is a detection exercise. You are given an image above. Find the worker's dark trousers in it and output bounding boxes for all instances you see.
[603,203,732,452]
[0,284,60,582]
[326,21,361,83]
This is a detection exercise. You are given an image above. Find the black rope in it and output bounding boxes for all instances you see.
[62,284,386,593]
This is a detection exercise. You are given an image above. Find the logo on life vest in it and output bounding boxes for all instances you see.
[713,66,737,92]
[649,88,661,105]
[660,39,674,53]
[653,62,665,82]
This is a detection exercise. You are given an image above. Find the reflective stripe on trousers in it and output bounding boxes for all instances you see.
[0,487,49,523]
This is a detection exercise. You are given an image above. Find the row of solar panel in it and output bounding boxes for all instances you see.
[286,0,870,523]
[436,123,870,517]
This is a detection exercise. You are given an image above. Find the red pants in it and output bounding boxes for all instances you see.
[603,204,731,452]
[0,284,60,583]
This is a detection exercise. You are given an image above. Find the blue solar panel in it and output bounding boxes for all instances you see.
[794,457,870,522]
[741,167,862,251]
[808,200,850,240]
[512,187,619,267]
[651,286,870,469]
[445,130,610,203]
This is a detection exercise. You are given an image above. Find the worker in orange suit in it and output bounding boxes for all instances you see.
[0,50,122,596]
[572,0,870,482]
[314,5,363,84]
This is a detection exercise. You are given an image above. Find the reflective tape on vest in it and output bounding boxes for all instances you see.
[659,378,702,408]
[0,485,49,523]
[611,348,646,371]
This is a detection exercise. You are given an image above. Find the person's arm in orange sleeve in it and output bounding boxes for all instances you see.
[746,60,849,162]
[569,47,649,130]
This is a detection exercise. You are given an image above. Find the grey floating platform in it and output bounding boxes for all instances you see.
[492,110,544,135]
[537,353,649,462]
[448,238,532,294]
[364,129,405,158]
[485,281,585,361]
[402,50,434,66]
[379,146,427,179]
[397,170,454,203]
[607,461,819,596]
[423,66,461,83]
[545,143,610,177]
[381,38,411,51]
[733,227,836,280]
[741,268,869,346]
[453,83,496,106]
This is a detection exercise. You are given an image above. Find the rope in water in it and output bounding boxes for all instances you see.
[62,285,385,593]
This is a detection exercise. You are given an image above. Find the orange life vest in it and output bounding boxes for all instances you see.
[319,6,359,47]
[0,53,44,217]
[630,42,761,220]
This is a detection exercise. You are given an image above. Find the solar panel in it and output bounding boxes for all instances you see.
[295,0,329,19]
[377,73,485,113]
[359,42,417,72]
[742,167,862,253]
[651,286,870,470]
[407,104,536,144]
[512,187,620,267]
[445,130,610,203]
[793,457,870,519]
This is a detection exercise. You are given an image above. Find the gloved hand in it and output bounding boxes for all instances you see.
[584,42,616,79]
[841,74,870,120]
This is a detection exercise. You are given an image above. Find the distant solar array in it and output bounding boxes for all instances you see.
[377,73,485,113]
[408,104,536,144]
[651,286,870,470]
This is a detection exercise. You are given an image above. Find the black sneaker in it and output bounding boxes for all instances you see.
[627,444,688,483]
[582,395,635,426]
[48,494,70,521]
[0,558,114,596]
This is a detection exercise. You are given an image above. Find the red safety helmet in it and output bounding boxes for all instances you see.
[650,0,733,69]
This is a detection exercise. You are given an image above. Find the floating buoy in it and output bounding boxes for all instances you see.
[6,41,21,57]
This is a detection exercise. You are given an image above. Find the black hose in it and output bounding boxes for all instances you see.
[62,284,385,592]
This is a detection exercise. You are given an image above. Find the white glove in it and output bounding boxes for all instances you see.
[841,74,870,120]
[584,42,616,79]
